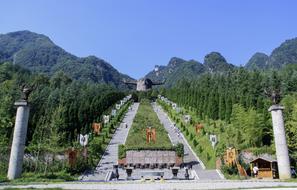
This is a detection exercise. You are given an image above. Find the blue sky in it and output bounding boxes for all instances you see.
[0,0,297,79]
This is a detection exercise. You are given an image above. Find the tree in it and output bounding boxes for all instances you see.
[285,103,297,155]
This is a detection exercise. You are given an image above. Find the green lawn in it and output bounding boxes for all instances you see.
[0,171,75,185]
[125,99,172,150]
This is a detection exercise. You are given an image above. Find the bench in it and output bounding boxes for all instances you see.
[140,171,165,180]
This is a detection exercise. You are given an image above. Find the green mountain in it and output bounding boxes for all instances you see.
[204,52,234,73]
[145,52,233,87]
[269,37,297,68]
[245,52,269,70]
[245,37,297,70]
[145,57,205,87]
[0,30,134,88]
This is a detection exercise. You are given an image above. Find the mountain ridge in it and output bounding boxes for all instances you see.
[146,37,297,87]
[0,30,134,88]
[2,30,297,89]
[145,51,234,87]
[245,37,297,70]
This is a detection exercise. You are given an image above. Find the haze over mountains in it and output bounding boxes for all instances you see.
[1,30,297,88]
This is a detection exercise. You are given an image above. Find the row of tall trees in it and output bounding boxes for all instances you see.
[162,65,297,154]
[0,62,126,175]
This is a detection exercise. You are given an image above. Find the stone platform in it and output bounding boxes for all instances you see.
[123,150,177,168]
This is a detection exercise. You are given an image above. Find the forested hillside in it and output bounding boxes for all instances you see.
[0,62,125,144]
[0,31,134,88]
[245,53,269,70]
[146,37,297,88]
[146,52,233,87]
[0,62,127,178]
[161,64,297,160]
[245,38,297,70]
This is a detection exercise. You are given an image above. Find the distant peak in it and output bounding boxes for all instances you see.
[204,52,227,64]
[0,30,53,44]
[5,30,48,38]
[6,30,35,35]
[168,57,186,67]
[253,52,268,57]
[245,52,269,70]
[203,52,234,72]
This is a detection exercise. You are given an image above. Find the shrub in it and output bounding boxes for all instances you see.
[88,137,103,166]
[193,139,198,147]
[201,128,206,135]
[108,126,112,133]
[104,131,109,138]
[100,134,105,143]
[66,155,89,174]
[175,143,184,157]
[190,119,193,125]
[185,129,189,136]
[206,152,211,161]
[118,144,126,159]
[198,145,203,153]
[221,164,238,175]
[249,146,275,156]
[180,123,184,131]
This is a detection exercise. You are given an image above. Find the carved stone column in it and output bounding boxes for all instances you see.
[268,105,291,179]
[7,101,30,180]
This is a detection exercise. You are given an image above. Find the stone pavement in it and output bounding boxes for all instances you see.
[80,103,140,181]
[2,180,297,190]
[80,101,222,181]
[152,102,223,180]
[117,168,188,180]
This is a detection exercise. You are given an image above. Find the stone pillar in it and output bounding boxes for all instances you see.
[7,101,30,180]
[268,105,291,179]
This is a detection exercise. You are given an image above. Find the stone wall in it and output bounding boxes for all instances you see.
[126,150,177,167]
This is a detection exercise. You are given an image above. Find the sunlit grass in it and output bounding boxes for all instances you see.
[125,99,172,150]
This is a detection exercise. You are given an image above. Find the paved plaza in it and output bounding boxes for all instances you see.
[1,180,297,190]
[80,102,223,181]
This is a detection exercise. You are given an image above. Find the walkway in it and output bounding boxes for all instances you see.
[2,180,297,190]
[80,103,139,181]
[152,103,223,180]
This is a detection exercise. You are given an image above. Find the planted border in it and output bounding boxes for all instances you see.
[157,99,216,169]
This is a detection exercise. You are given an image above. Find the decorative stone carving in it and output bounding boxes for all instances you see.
[111,109,117,116]
[79,134,89,147]
[7,85,33,180]
[195,123,203,134]
[103,115,110,124]
[20,84,35,101]
[92,123,101,135]
[124,78,165,91]
[146,127,156,143]
[209,134,217,148]
[268,105,291,179]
